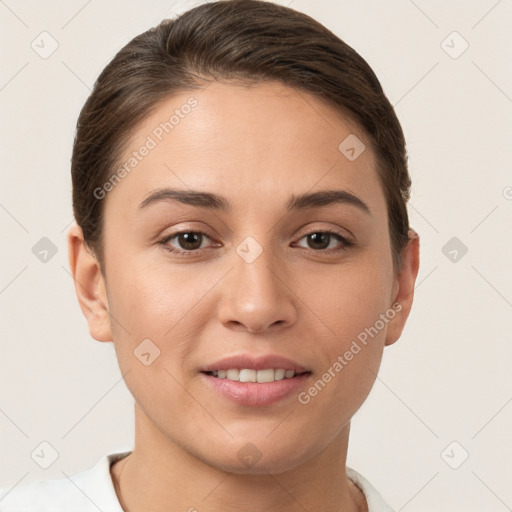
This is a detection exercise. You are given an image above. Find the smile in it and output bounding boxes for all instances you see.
[205,368,300,382]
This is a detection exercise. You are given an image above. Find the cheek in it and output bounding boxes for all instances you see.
[107,256,240,409]
[292,265,392,436]
[301,257,393,343]
[105,262,210,424]
[297,256,393,397]
[108,255,208,333]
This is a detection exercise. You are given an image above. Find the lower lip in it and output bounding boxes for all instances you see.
[201,372,311,406]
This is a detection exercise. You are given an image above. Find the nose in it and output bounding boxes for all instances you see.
[217,240,297,334]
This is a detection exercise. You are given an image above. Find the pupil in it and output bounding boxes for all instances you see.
[309,233,329,250]
[180,232,201,250]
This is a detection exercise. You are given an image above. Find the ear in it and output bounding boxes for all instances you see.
[384,229,420,346]
[67,223,113,342]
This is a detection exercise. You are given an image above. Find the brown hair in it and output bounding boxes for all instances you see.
[71,0,411,273]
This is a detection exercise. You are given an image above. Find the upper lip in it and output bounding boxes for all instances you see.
[202,354,310,373]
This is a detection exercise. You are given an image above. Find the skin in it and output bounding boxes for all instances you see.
[68,80,419,512]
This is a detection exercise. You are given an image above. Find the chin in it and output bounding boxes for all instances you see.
[199,436,317,476]
[211,454,304,476]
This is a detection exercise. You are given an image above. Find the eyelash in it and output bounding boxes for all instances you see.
[158,229,354,256]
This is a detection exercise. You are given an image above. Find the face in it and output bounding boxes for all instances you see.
[70,80,418,474]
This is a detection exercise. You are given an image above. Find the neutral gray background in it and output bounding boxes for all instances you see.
[1,1,511,510]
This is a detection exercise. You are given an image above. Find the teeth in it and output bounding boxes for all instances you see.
[274,369,285,380]
[239,369,256,382]
[226,369,239,380]
[210,368,296,382]
[256,369,274,383]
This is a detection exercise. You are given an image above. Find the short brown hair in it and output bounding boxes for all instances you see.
[71,0,411,273]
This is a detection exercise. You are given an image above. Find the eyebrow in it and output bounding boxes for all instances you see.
[137,187,371,215]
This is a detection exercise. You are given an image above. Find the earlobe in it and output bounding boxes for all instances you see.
[67,223,113,343]
[384,229,420,346]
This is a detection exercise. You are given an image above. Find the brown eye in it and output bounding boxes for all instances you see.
[307,232,331,250]
[176,232,203,250]
[160,231,212,254]
[296,231,352,252]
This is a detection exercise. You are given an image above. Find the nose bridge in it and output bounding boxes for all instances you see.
[237,235,279,298]
[218,233,296,333]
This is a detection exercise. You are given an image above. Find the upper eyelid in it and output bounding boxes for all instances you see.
[161,219,352,238]
[161,226,350,240]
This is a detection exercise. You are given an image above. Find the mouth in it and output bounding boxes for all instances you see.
[202,368,310,382]
[200,354,312,406]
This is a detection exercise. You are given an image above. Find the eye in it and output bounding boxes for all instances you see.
[159,231,214,255]
[295,230,353,252]
[158,229,354,256]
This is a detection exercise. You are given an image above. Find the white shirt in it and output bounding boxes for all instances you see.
[0,451,395,511]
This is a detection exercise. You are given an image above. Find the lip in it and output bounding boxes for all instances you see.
[201,354,309,373]
[201,372,311,406]
[200,353,312,406]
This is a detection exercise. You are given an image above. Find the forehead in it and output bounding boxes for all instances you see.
[103,80,385,217]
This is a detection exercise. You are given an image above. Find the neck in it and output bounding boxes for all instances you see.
[111,403,366,512]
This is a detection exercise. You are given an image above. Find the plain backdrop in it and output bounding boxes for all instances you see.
[1,1,511,510]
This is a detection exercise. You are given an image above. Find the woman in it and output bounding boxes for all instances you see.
[0,1,419,510]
